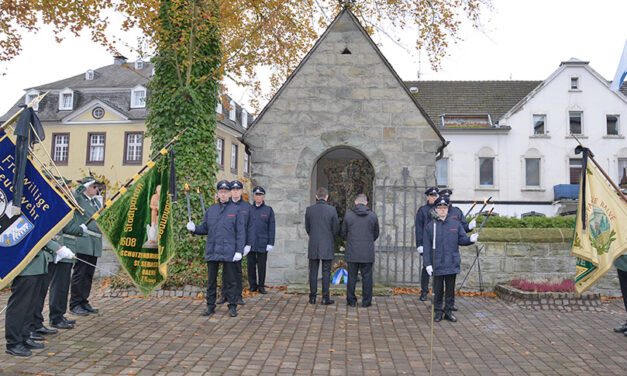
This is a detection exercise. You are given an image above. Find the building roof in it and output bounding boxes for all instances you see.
[0,59,252,134]
[404,80,542,127]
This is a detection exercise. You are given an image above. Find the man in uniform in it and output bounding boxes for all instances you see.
[612,254,627,336]
[69,176,104,316]
[187,180,245,317]
[341,194,379,307]
[248,186,275,294]
[305,187,339,305]
[5,239,74,356]
[415,187,439,301]
[438,188,476,233]
[423,196,478,323]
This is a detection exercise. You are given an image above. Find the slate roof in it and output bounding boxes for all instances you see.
[621,82,627,97]
[0,60,251,135]
[404,80,542,127]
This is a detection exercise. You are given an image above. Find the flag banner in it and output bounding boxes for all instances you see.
[0,129,74,289]
[96,158,174,296]
[571,162,627,294]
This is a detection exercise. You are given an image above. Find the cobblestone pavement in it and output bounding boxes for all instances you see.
[1,289,626,375]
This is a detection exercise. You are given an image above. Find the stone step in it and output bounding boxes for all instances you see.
[286,283,393,296]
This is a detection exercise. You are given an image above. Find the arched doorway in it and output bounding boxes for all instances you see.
[310,147,375,222]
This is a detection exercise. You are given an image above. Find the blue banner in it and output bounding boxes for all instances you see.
[0,129,74,289]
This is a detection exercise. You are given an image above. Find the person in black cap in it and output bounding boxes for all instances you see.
[248,186,275,294]
[415,186,440,301]
[438,188,476,234]
[423,196,478,323]
[216,180,254,305]
[305,187,339,305]
[187,180,245,317]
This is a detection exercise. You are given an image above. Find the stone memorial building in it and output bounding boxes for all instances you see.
[243,9,445,285]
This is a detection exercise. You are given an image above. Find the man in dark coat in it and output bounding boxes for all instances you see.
[423,196,478,323]
[248,186,275,294]
[305,187,339,305]
[438,188,476,233]
[415,186,440,301]
[341,194,379,307]
[187,180,246,317]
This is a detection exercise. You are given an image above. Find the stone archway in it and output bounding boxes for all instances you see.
[310,147,375,222]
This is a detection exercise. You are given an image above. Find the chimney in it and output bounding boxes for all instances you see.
[114,55,128,65]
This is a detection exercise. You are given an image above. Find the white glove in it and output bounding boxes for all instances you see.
[55,246,75,263]
[417,246,423,254]
[426,265,433,276]
[468,219,477,230]
[266,245,273,252]
[186,221,195,232]
[243,245,251,256]
[233,252,242,262]
[470,233,479,243]
[80,224,87,234]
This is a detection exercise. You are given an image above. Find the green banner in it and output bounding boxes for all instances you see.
[96,160,174,296]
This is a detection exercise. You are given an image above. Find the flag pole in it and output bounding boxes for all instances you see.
[0,92,48,131]
[572,135,627,204]
[85,129,186,225]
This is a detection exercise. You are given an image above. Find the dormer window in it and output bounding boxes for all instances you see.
[58,88,74,111]
[570,77,579,90]
[25,90,40,111]
[85,69,94,80]
[229,100,236,121]
[135,60,144,70]
[131,85,146,108]
[242,110,248,128]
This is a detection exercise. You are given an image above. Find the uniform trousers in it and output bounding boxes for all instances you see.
[31,267,54,331]
[49,262,73,323]
[618,268,627,312]
[5,275,45,347]
[247,252,267,290]
[309,259,332,300]
[420,255,430,293]
[207,261,237,309]
[220,260,243,299]
[347,262,373,305]
[70,254,98,309]
[433,274,456,314]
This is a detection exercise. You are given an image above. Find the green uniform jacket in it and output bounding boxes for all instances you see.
[615,254,627,272]
[73,190,103,258]
[19,239,61,276]
[56,213,87,264]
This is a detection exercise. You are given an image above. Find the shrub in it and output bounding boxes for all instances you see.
[474,215,575,229]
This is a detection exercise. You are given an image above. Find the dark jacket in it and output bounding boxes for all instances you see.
[422,215,473,276]
[415,203,435,247]
[305,199,339,260]
[341,204,379,263]
[448,205,471,233]
[193,201,246,262]
[251,201,275,253]
[231,198,256,249]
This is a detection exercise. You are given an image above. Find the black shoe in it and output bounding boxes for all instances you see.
[309,296,316,304]
[70,306,89,316]
[419,291,428,301]
[434,311,443,322]
[23,339,45,349]
[63,317,77,325]
[229,306,238,317]
[216,296,227,304]
[249,287,258,293]
[5,344,31,357]
[236,296,246,305]
[82,303,99,314]
[362,302,372,308]
[258,288,267,294]
[201,306,216,316]
[613,322,627,333]
[51,320,74,330]
[29,332,44,341]
[322,299,335,305]
[451,305,458,311]
[36,326,58,335]
[444,312,457,322]
[347,301,356,307]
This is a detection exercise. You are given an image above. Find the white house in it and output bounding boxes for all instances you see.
[407,59,627,217]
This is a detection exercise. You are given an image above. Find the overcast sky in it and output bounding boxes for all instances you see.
[1,0,626,115]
